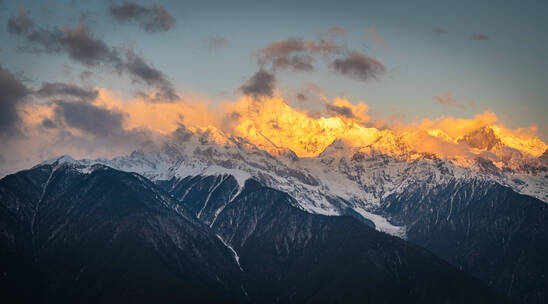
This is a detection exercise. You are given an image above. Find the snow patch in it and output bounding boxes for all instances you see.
[216,234,243,271]
[202,165,251,188]
[353,208,407,239]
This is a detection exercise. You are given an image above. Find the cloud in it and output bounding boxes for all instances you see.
[432,27,447,34]
[109,1,175,33]
[325,97,369,123]
[36,82,99,101]
[41,118,56,129]
[303,82,322,95]
[7,9,178,102]
[256,37,339,71]
[0,64,30,138]
[7,5,32,34]
[433,92,474,110]
[80,70,93,81]
[330,52,385,82]
[471,33,489,40]
[296,82,324,104]
[208,36,230,53]
[327,26,347,36]
[125,49,179,101]
[325,103,352,117]
[4,87,546,176]
[53,100,125,136]
[60,25,123,67]
[240,69,276,97]
[365,24,386,47]
[8,14,123,69]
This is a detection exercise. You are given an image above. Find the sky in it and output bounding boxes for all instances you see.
[0,0,547,173]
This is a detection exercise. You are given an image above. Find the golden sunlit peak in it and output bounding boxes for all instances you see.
[21,87,547,163]
[490,125,548,157]
[224,95,547,161]
[228,95,380,157]
[426,129,455,143]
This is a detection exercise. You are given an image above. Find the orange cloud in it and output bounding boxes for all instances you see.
[95,89,220,134]
[365,24,386,48]
[325,97,369,123]
[17,88,547,162]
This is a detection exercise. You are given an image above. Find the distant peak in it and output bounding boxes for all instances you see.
[318,138,355,158]
[458,126,501,151]
[38,154,78,167]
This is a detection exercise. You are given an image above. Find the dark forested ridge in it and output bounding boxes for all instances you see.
[0,161,509,303]
[380,180,548,303]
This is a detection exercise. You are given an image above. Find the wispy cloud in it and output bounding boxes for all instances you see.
[125,49,179,102]
[7,7,179,102]
[256,37,339,71]
[327,26,347,36]
[471,33,489,40]
[365,24,386,48]
[109,1,175,33]
[330,52,385,82]
[0,64,30,138]
[432,27,447,34]
[208,36,230,53]
[433,92,474,110]
[36,82,99,102]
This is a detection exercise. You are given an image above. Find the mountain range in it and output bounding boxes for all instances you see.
[1,125,547,303]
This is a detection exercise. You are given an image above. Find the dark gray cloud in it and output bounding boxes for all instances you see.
[109,1,175,33]
[53,100,125,136]
[330,52,385,82]
[7,5,32,34]
[7,9,178,102]
[36,82,98,101]
[325,104,354,118]
[60,25,123,67]
[296,92,307,101]
[240,69,275,97]
[471,33,489,40]
[208,37,230,53]
[125,49,179,101]
[256,37,339,71]
[432,27,447,34]
[8,11,123,69]
[41,118,57,129]
[0,64,30,138]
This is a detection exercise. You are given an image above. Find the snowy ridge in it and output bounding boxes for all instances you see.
[35,126,548,238]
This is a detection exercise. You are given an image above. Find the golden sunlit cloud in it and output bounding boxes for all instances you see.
[19,88,547,163]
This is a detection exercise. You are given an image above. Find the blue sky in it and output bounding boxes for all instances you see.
[1,0,547,140]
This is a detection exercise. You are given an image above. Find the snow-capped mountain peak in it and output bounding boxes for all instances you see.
[34,124,547,237]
